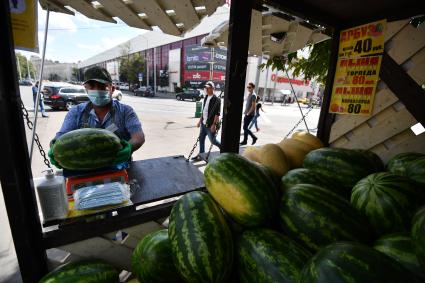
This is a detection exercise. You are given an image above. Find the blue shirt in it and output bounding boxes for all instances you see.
[55,100,143,141]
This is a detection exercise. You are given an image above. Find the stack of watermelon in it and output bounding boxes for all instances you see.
[40,135,425,282]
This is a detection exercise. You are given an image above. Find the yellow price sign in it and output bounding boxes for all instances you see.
[329,55,382,115]
[338,20,386,58]
[10,0,38,52]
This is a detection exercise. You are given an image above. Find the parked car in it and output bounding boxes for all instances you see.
[42,83,89,110]
[176,89,202,101]
[120,83,130,91]
[112,89,123,101]
[19,79,33,86]
[134,86,154,97]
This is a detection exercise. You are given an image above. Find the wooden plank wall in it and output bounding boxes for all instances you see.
[329,20,425,163]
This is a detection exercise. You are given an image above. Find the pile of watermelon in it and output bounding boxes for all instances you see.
[129,133,425,283]
[40,132,425,283]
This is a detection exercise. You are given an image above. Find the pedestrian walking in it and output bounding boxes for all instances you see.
[32,81,48,117]
[240,82,257,145]
[248,95,265,132]
[191,81,221,161]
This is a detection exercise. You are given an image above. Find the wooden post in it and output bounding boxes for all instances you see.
[0,1,47,282]
[317,28,340,145]
[221,0,254,153]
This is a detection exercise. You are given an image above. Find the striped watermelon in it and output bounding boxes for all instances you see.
[355,149,385,172]
[168,191,233,283]
[280,168,345,198]
[237,229,312,283]
[279,184,372,252]
[299,242,421,283]
[204,153,278,227]
[39,259,119,283]
[374,233,425,280]
[53,128,122,170]
[351,172,424,236]
[387,152,425,176]
[131,229,183,283]
[405,156,425,186]
[412,206,425,268]
[303,148,379,195]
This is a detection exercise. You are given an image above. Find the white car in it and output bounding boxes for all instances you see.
[112,89,123,101]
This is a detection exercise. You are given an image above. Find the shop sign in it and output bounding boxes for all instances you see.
[329,55,382,115]
[183,71,210,81]
[213,64,226,71]
[10,0,38,52]
[338,19,386,58]
[185,63,210,71]
[271,74,308,86]
[212,72,226,81]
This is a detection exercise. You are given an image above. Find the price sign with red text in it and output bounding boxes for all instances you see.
[329,55,382,115]
[339,20,386,58]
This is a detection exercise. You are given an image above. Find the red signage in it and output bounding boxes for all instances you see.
[213,72,226,81]
[183,71,210,81]
[271,74,309,86]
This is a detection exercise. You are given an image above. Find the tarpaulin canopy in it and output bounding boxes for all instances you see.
[38,0,225,36]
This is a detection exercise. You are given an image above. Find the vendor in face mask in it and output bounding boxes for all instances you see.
[54,66,145,152]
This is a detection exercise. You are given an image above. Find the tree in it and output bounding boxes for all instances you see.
[119,51,145,85]
[71,67,80,81]
[15,52,36,80]
[49,73,61,81]
[260,39,332,86]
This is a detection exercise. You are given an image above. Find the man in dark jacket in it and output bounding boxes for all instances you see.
[192,81,221,161]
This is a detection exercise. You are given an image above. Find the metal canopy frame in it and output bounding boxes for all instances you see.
[2,0,425,282]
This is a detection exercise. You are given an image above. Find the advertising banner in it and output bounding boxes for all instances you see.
[10,0,38,52]
[185,63,210,71]
[338,19,386,58]
[329,55,382,115]
[184,71,210,81]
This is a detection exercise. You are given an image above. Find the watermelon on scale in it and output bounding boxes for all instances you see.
[131,229,183,283]
[279,184,372,252]
[237,229,312,283]
[168,191,233,283]
[52,128,122,170]
[204,153,278,227]
[351,172,424,236]
[299,242,421,283]
[39,259,119,283]
[374,233,425,280]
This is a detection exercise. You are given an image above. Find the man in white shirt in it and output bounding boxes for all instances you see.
[192,81,221,161]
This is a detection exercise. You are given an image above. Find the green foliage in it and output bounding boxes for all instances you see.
[119,43,145,85]
[71,67,80,81]
[49,73,62,81]
[15,52,36,80]
[260,39,331,85]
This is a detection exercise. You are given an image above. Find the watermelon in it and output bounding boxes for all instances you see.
[39,259,119,283]
[204,153,278,227]
[299,242,421,283]
[303,147,379,194]
[387,152,424,176]
[412,206,425,268]
[279,184,372,252]
[280,168,345,197]
[237,229,312,283]
[351,172,424,236]
[168,191,233,283]
[131,229,183,283]
[374,233,425,280]
[354,149,385,172]
[405,156,425,186]
[53,128,122,170]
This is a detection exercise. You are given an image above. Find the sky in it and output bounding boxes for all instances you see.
[17,3,147,63]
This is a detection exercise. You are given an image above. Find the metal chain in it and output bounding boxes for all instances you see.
[186,137,200,162]
[284,106,314,139]
[21,101,51,168]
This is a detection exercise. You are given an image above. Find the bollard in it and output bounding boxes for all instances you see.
[195,101,202,118]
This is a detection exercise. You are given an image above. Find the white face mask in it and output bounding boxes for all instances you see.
[87,90,111,106]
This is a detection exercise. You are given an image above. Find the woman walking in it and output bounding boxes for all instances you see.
[249,96,264,132]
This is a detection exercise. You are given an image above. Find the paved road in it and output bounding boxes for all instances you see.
[0,85,321,282]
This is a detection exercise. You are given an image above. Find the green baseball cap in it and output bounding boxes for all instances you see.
[83,66,112,85]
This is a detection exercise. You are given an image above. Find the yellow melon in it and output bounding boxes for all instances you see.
[277,138,314,168]
[292,131,324,149]
[258,144,290,177]
[242,146,261,163]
